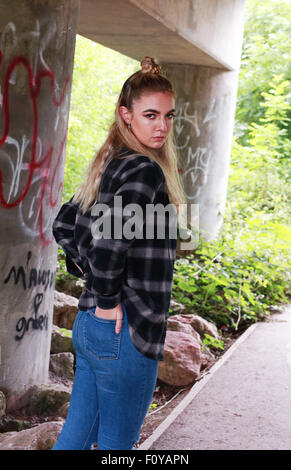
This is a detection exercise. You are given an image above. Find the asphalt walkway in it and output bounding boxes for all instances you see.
[139,304,291,450]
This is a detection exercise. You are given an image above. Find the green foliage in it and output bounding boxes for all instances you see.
[63,36,138,202]
[148,402,158,411]
[55,247,70,281]
[202,334,225,352]
[59,328,72,338]
[227,77,291,227]
[236,0,291,143]
[172,68,290,332]
[172,228,290,333]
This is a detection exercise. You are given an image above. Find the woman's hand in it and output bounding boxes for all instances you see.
[94,304,123,334]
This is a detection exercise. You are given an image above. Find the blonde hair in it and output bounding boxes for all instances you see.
[72,56,186,214]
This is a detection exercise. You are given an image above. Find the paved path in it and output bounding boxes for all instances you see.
[139,304,291,450]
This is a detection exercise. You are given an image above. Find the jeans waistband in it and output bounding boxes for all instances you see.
[90,303,128,323]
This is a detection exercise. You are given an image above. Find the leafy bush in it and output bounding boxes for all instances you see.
[171,230,290,333]
[202,334,225,352]
[171,74,291,333]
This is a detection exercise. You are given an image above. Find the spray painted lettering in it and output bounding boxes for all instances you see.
[3,251,56,291]
[174,96,229,200]
[15,293,48,341]
[0,20,71,245]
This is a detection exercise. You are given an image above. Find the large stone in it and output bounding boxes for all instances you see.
[49,352,75,380]
[26,384,71,416]
[53,290,79,330]
[170,314,220,340]
[167,316,201,342]
[167,315,217,372]
[50,324,75,354]
[0,421,63,450]
[158,330,202,386]
[0,391,6,418]
[58,279,85,299]
[169,299,186,314]
[0,415,31,432]
[58,401,70,419]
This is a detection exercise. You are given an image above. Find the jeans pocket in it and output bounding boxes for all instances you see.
[84,310,121,360]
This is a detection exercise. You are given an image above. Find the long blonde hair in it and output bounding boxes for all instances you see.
[72,56,186,214]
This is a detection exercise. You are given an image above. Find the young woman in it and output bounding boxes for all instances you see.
[52,56,186,450]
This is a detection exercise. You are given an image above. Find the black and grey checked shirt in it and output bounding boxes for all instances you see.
[52,145,177,360]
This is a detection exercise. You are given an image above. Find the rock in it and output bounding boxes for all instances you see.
[169,299,186,314]
[26,384,71,416]
[167,317,201,342]
[0,421,63,450]
[167,315,217,372]
[58,402,69,419]
[0,415,31,432]
[50,324,75,354]
[200,347,216,370]
[53,290,79,329]
[49,352,75,380]
[58,279,85,298]
[170,313,220,340]
[158,330,202,386]
[0,391,6,418]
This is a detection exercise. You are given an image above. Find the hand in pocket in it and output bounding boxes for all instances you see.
[94,304,123,334]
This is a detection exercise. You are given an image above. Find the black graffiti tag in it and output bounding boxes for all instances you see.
[4,251,56,291]
[15,293,48,341]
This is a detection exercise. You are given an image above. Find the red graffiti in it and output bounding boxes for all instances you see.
[0,51,70,245]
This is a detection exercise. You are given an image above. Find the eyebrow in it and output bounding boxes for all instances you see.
[142,108,176,114]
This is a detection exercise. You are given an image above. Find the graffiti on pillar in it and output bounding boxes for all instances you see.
[0,19,71,246]
[15,293,48,341]
[174,96,219,200]
[3,251,56,291]
[3,251,55,340]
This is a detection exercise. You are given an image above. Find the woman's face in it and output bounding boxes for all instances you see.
[120,91,175,149]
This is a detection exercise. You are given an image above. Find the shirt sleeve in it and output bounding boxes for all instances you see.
[52,197,86,279]
[87,161,164,309]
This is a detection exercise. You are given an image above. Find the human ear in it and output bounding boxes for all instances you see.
[119,106,132,126]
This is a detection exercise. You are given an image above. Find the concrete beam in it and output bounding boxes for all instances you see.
[78,0,246,71]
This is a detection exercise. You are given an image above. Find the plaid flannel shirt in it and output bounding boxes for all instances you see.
[52,145,177,360]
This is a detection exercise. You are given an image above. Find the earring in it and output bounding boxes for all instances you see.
[128,123,131,129]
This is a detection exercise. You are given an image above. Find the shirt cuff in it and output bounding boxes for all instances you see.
[96,292,121,309]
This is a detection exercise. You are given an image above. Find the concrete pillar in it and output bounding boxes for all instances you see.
[163,64,240,241]
[0,0,79,410]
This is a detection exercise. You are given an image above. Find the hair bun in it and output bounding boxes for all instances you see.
[140,56,162,75]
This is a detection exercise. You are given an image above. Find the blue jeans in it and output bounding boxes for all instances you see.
[52,303,159,450]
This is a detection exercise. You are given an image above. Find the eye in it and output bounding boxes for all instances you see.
[145,113,155,119]
[167,113,176,119]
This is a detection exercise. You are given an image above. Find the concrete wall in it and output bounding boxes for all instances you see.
[0,0,79,410]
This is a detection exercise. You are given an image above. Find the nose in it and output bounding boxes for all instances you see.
[156,117,167,133]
